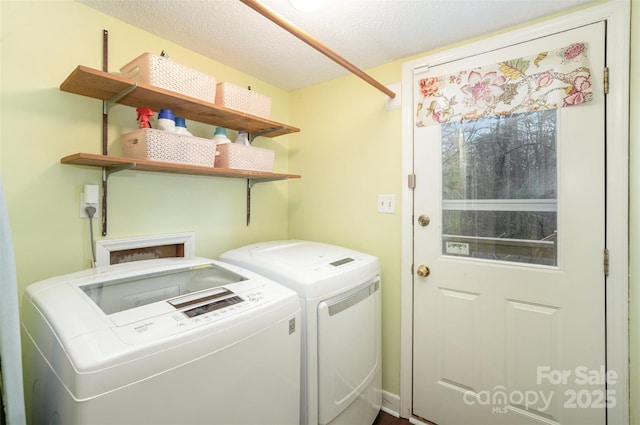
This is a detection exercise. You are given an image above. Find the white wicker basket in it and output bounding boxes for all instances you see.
[216,143,274,172]
[122,129,216,167]
[215,82,271,119]
[120,53,217,102]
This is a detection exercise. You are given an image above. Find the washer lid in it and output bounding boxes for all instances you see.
[220,240,380,298]
[81,262,246,318]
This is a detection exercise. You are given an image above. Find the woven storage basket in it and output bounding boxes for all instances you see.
[215,82,271,119]
[120,53,217,102]
[122,129,216,167]
[216,143,275,172]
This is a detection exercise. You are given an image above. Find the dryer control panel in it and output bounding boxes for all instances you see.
[309,254,368,275]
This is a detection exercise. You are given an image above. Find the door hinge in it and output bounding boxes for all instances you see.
[603,67,609,95]
[604,249,609,276]
[408,173,416,189]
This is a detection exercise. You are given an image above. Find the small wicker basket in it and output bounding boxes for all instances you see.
[120,53,217,102]
[216,143,274,172]
[215,82,271,119]
[122,129,217,167]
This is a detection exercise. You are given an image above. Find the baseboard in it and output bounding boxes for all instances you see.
[381,390,401,417]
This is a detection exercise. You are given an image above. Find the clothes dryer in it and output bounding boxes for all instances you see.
[220,240,381,425]
[21,257,301,425]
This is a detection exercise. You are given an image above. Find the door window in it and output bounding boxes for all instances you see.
[441,110,557,266]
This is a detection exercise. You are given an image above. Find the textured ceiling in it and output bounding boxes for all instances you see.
[79,0,598,91]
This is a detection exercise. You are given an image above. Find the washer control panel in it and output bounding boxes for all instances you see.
[114,282,270,344]
[183,295,244,318]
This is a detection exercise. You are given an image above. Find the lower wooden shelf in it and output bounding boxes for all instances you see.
[62,152,300,233]
[61,152,301,181]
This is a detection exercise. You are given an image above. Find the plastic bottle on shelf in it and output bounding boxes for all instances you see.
[174,117,193,136]
[157,109,176,132]
[212,127,232,144]
[235,130,250,146]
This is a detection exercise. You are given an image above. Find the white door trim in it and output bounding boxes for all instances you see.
[400,2,630,423]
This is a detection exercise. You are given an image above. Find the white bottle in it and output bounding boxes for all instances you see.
[174,117,193,136]
[235,130,250,146]
[157,109,176,132]
[212,127,231,144]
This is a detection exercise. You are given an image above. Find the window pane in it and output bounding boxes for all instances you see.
[441,111,557,266]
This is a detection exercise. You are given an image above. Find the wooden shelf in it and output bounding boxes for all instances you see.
[59,59,301,232]
[60,66,300,138]
[61,153,301,182]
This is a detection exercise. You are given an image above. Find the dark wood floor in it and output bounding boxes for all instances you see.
[374,410,436,425]
[373,411,411,425]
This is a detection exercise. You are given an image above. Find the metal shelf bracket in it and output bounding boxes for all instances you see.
[103,163,136,181]
[103,83,138,114]
[249,126,288,142]
[246,177,288,226]
[100,163,136,236]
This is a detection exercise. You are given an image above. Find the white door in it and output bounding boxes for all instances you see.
[412,22,609,425]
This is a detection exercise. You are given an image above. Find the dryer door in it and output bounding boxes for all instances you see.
[317,276,381,425]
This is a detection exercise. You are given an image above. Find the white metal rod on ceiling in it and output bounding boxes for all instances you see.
[239,0,397,99]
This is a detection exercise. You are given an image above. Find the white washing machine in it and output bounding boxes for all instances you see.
[21,257,301,425]
[220,240,381,425]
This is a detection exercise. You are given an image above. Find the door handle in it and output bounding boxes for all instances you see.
[416,264,430,277]
[418,214,430,227]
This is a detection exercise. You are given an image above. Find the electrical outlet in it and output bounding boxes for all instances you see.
[377,194,396,214]
[79,192,97,218]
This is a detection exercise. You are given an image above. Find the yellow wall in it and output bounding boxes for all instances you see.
[2,0,636,419]
[1,0,293,287]
[287,65,403,393]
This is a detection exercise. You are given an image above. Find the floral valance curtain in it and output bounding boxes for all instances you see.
[416,43,592,127]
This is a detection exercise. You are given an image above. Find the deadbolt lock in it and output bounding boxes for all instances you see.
[418,215,430,227]
[416,264,430,277]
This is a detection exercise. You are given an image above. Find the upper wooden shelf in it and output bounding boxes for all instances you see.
[60,66,300,138]
[61,153,301,182]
